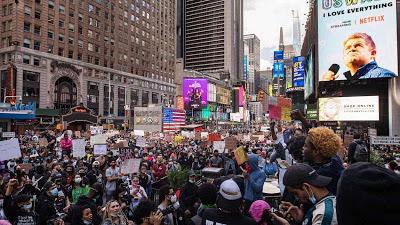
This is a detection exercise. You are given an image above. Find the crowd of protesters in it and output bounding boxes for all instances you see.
[0,112,399,225]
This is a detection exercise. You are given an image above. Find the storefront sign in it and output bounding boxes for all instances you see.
[0,102,36,120]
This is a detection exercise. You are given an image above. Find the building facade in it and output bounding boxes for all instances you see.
[0,0,176,128]
[243,34,260,95]
[182,0,244,82]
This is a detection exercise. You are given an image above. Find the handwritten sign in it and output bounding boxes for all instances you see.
[234,146,248,165]
[136,137,146,148]
[72,139,86,158]
[120,148,141,174]
[93,144,107,155]
[0,138,21,161]
[213,141,226,153]
[90,134,107,146]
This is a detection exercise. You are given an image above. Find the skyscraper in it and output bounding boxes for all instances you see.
[243,34,260,95]
[292,10,302,55]
[0,0,176,124]
[183,0,244,82]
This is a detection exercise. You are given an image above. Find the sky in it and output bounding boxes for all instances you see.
[244,0,309,70]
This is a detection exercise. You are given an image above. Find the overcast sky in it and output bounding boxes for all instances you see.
[244,0,309,70]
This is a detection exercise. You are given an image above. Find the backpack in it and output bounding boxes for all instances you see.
[354,142,368,162]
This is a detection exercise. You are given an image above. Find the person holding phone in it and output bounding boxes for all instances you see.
[271,164,338,225]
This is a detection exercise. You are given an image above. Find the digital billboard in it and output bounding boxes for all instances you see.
[293,56,305,87]
[243,56,249,80]
[183,78,208,110]
[274,50,284,60]
[273,62,284,78]
[319,96,379,121]
[304,50,314,100]
[318,0,397,81]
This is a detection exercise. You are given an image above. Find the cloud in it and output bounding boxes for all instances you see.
[260,58,272,71]
[244,0,309,67]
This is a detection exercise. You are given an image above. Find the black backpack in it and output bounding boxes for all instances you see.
[354,142,368,162]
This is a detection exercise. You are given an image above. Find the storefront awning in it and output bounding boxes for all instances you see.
[62,105,98,125]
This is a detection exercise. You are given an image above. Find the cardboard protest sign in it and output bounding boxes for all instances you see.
[234,146,248,165]
[119,148,141,174]
[0,138,21,161]
[201,132,209,139]
[136,136,146,148]
[38,138,48,147]
[90,134,107,146]
[116,139,128,148]
[93,144,107,155]
[225,137,238,150]
[72,139,86,158]
[213,141,225,153]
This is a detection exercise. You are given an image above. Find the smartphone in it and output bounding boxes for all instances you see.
[276,159,287,169]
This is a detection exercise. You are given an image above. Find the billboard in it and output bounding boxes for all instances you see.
[183,78,208,110]
[274,50,284,60]
[133,106,163,132]
[293,56,305,87]
[304,50,314,100]
[243,56,249,80]
[273,62,284,78]
[318,0,397,81]
[239,86,244,107]
[319,96,379,121]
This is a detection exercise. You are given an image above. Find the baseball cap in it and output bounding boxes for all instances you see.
[283,163,332,188]
[92,161,100,166]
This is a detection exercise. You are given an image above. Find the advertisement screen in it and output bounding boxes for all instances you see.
[293,56,305,87]
[319,96,379,121]
[318,0,397,81]
[243,56,249,80]
[304,51,314,100]
[273,62,284,78]
[239,86,244,107]
[183,78,208,110]
[274,50,284,60]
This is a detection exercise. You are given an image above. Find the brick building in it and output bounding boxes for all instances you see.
[0,0,176,130]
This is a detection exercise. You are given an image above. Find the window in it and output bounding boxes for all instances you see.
[59,20,64,28]
[48,31,54,39]
[48,15,54,24]
[59,5,65,14]
[34,11,41,19]
[59,34,64,42]
[24,22,31,32]
[33,41,40,50]
[24,6,32,16]
[48,1,55,9]
[68,37,74,44]
[48,45,53,53]
[68,50,73,58]
[68,23,74,32]
[88,4,94,12]
[34,25,41,35]
[23,39,31,48]
[78,40,83,48]
[23,55,30,64]
[88,43,94,51]
[33,58,40,66]
[77,53,82,60]
[78,13,83,22]
[58,48,64,56]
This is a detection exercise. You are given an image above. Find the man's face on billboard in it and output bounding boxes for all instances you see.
[343,37,376,69]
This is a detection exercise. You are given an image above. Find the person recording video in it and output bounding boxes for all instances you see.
[322,33,396,81]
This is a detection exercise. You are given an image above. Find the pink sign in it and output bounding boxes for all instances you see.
[269,105,282,120]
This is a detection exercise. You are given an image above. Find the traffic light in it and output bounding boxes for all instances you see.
[257,90,264,102]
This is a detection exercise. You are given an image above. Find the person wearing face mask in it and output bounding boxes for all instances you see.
[178,171,198,219]
[191,157,203,172]
[101,200,132,225]
[71,174,91,204]
[3,179,38,225]
[152,156,166,181]
[36,181,59,225]
[271,164,338,225]
[209,151,223,168]
[76,206,93,225]
[157,185,179,225]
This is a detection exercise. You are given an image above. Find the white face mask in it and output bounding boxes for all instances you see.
[74,178,82,184]
[22,203,32,211]
[83,220,92,225]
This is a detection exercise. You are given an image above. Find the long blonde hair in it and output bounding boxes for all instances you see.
[102,200,129,225]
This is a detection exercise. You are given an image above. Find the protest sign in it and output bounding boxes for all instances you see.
[133,130,145,137]
[90,134,107,146]
[208,133,221,142]
[0,138,21,161]
[243,135,251,142]
[225,137,238,150]
[136,137,146,148]
[371,136,400,145]
[19,163,33,172]
[93,144,107,155]
[213,141,225,153]
[90,126,103,135]
[119,148,141,174]
[2,132,15,138]
[72,139,86,158]
[116,139,128,148]
[201,132,209,139]
[234,146,248,165]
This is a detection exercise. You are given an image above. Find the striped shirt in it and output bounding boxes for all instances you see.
[303,195,338,225]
